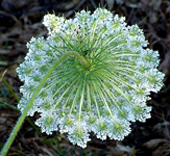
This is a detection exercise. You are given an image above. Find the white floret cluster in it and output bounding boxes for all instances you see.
[16,8,164,148]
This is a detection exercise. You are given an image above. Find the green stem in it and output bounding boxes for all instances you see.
[0,74,19,102]
[0,52,89,156]
[83,149,88,156]
[70,52,90,68]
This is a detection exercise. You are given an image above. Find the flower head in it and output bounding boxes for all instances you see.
[16,8,164,148]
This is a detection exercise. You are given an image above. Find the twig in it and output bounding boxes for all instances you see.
[75,0,87,10]
[90,0,97,8]
[0,69,8,87]
[0,61,9,66]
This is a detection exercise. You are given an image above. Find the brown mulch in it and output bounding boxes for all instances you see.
[0,0,170,155]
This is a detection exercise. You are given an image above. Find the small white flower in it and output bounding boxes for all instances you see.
[35,111,59,135]
[68,127,91,148]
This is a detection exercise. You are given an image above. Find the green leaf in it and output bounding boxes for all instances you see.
[1,87,8,97]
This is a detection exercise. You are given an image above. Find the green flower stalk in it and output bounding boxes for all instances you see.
[15,8,164,148]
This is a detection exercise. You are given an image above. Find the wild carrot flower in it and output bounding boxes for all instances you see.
[16,8,164,148]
